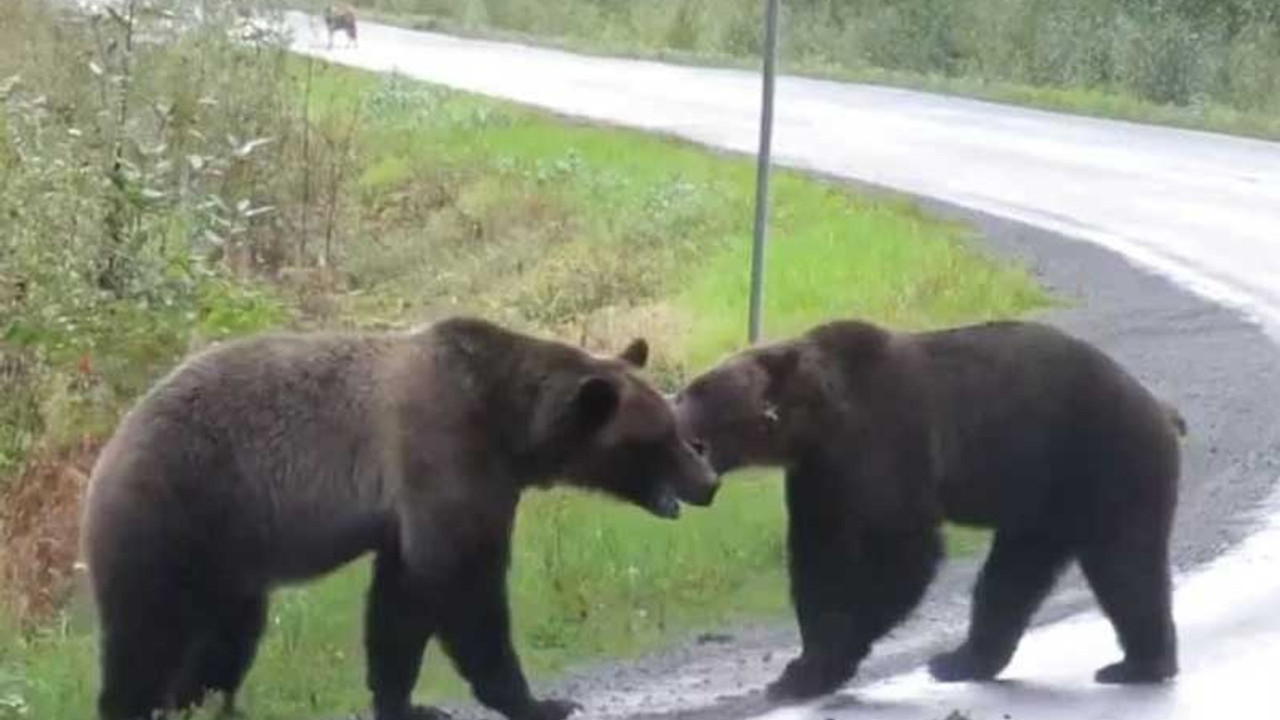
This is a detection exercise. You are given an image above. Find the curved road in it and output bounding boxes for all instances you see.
[282,13,1280,720]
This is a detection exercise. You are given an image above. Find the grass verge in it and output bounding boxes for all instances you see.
[2,58,1042,719]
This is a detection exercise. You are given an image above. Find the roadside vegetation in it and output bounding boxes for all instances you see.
[323,0,1280,140]
[0,1,1042,718]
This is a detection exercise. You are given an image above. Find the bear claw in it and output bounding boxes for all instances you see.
[517,698,582,720]
[378,705,454,720]
[927,646,1004,683]
[765,656,850,702]
[1095,659,1177,684]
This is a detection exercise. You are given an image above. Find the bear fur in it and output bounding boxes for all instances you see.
[81,316,718,720]
[673,318,1181,700]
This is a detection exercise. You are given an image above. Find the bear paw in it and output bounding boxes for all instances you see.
[516,698,582,720]
[765,655,850,702]
[1095,658,1177,685]
[927,646,1005,683]
[376,705,454,720]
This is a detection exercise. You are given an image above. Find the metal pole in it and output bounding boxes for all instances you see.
[748,0,780,343]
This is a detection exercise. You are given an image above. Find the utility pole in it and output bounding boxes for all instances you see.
[748,0,780,343]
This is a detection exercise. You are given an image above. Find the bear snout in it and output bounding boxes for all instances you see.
[673,452,720,507]
[679,476,719,507]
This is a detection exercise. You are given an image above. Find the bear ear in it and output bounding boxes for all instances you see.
[572,375,621,434]
[618,338,649,369]
[758,346,800,383]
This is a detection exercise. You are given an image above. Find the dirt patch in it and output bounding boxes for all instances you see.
[0,436,100,627]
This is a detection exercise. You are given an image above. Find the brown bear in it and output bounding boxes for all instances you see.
[673,318,1181,701]
[81,316,718,720]
[324,4,358,48]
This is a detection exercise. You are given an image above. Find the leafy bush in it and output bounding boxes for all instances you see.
[1,0,303,476]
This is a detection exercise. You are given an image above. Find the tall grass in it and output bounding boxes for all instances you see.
[335,0,1280,138]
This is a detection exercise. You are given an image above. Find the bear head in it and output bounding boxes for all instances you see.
[672,343,805,477]
[549,338,721,519]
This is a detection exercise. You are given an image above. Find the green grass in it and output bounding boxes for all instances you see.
[672,177,1046,370]
[329,3,1280,142]
[2,60,1040,719]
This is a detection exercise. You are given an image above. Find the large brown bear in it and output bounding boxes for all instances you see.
[673,318,1182,701]
[81,317,718,720]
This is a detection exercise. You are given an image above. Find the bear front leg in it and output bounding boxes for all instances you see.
[769,533,861,701]
[435,553,580,720]
[769,524,942,702]
[768,471,866,702]
[928,530,1073,683]
[365,550,451,720]
[844,528,942,655]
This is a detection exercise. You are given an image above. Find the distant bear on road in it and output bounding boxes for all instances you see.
[325,4,358,48]
[83,316,719,720]
[674,318,1181,700]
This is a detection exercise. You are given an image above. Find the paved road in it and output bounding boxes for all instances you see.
[280,13,1280,720]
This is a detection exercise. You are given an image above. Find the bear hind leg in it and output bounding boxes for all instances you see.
[1079,527,1177,684]
[170,592,269,715]
[929,530,1073,683]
